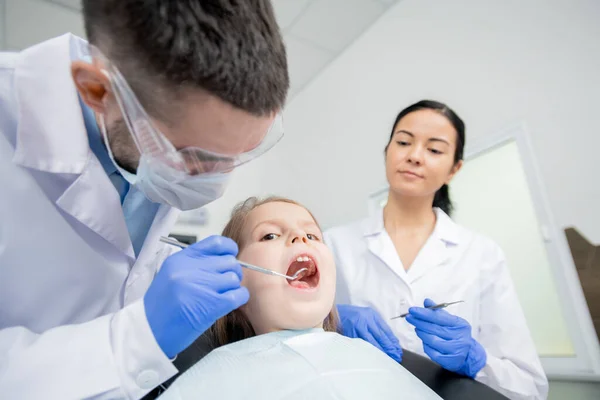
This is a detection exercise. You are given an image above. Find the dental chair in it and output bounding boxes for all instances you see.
[144,334,510,400]
[401,349,510,400]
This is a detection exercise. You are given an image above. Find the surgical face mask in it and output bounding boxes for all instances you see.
[89,45,282,211]
[99,115,230,210]
[136,155,231,210]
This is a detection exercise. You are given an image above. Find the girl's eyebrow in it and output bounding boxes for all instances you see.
[251,219,284,236]
[251,219,319,235]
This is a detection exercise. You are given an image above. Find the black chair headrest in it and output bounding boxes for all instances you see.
[401,349,510,400]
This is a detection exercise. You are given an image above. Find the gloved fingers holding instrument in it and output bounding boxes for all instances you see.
[144,235,250,359]
[405,298,487,378]
[337,304,403,363]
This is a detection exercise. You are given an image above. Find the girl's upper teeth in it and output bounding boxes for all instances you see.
[297,256,310,262]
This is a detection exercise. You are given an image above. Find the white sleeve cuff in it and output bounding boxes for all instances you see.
[111,299,178,399]
[474,361,491,381]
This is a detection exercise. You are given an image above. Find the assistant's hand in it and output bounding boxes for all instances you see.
[406,298,487,378]
[144,235,249,359]
[337,304,403,363]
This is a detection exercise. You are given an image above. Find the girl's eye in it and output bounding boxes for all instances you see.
[396,141,410,146]
[307,233,321,241]
[261,233,279,241]
[429,148,443,155]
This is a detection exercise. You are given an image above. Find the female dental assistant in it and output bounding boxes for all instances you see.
[324,100,549,400]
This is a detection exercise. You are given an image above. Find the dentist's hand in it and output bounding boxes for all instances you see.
[337,304,403,363]
[144,235,249,359]
[406,298,487,378]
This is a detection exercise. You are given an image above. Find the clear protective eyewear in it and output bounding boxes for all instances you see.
[89,45,284,177]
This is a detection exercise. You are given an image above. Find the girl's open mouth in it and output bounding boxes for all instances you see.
[286,254,319,290]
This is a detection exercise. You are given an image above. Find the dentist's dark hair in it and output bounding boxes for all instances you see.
[384,100,465,216]
[82,0,288,118]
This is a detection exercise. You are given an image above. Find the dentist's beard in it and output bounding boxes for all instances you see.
[105,119,140,174]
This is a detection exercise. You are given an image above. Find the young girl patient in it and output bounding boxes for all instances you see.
[159,197,441,400]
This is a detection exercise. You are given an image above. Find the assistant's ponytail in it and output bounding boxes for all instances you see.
[433,184,453,216]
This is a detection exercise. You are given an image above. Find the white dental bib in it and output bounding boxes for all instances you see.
[158,328,442,400]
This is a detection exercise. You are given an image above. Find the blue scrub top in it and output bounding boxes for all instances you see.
[80,97,160,256]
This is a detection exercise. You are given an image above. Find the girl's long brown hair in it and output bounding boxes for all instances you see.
[209,196,339,348]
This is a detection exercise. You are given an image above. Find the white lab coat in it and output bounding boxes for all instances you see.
[324,208,549,400]
[0,35,182,399]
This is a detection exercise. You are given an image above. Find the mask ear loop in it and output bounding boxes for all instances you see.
[95,72,115,161]
[97,114,111,157]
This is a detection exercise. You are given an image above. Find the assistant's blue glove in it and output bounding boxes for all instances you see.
[144,235,250,359]
[337,304,403,363]
[406,298,487,378]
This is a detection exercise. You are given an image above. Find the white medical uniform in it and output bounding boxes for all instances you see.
[0,35,181,399]
[158,328,443,400]
[324,208,549,400]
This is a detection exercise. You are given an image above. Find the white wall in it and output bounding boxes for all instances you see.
[0,1,4,49]
[1,0,84,50]
[246,0,600,245]
[548,380,600,400]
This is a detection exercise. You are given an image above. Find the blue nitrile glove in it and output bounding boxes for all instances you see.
[405,298,487,378]
[337,304,403,363]
[144,235,250,359]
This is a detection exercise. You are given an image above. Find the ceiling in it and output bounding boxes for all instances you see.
[1,0,399,98]
[271,0,398,96]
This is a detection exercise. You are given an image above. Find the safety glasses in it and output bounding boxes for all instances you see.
[89,46,284,177]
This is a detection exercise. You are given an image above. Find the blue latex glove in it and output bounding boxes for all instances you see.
[406,298,487,378]
[337,304,403,363]
[144,235,250,359]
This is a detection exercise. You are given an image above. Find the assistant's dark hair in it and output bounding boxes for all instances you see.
[385,100,465,216]
[82,1,289,117]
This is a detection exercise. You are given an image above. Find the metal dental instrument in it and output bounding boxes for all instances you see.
[390,300,465,320]
[159,236,308,280]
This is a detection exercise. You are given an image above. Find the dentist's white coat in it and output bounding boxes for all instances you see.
[0,35,181,399]
[324,208,549,400]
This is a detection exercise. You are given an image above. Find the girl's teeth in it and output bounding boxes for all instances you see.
[296,256,311,262]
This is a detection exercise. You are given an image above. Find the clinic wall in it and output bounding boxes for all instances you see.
[1,0,85,50]
[257,0,600,244]
[547,380,600,400]
[0,1,5,50]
